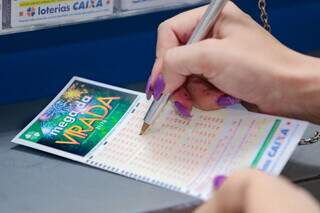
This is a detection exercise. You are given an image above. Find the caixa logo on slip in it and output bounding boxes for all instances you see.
[268,127,289,158]
[261,122,292,172]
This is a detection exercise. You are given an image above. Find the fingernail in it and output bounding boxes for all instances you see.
[217,95,240,107]
[153,74,165,100]
[174,101,192,118]
[145,77,152,100]
[213,175,227,190]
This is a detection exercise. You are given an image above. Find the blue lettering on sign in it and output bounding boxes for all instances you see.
[35,0,104,16]
[73,0,103,10]
[38,4,70,15]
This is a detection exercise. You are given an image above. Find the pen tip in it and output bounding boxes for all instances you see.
[139,122,150,135]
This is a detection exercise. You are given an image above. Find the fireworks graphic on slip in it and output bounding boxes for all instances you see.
[39,99,72,121]
[41,124,55,139]
[62,83,88,102]
[39,82,89,122]
[39,113,51,121]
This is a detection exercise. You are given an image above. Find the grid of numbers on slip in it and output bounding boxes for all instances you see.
[156,112,227,184]
[128,109,193,183]
[179,112,243,191]
[91,104,276,189]
[149,109,196,184]
[91,100,151,169]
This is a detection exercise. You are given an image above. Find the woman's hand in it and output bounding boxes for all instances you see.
[195,170,320,213]
[146,2,320,123]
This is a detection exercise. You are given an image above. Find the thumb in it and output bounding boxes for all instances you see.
[161,39,222,94]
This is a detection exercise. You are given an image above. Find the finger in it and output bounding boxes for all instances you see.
[212,2,250,39]
[186,76,225,110]
[205,170,318,213]
[170,86,193,118]
[156,1,245,57]
[147,6,208,97]
[156,6,208,58]
[148,2,242,99]
[145,58,162,100]
[161,39,222,94]
[213,170,264,212]
[195,170,263,213]
[146,6,209,98]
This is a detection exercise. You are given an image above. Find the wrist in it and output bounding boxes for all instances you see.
[282,51,320,123]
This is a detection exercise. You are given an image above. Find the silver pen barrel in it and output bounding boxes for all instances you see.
[144,94,170,125]
[188,0,228,44]
[142,0,229,130]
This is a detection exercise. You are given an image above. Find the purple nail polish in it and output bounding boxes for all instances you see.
[213,175,227,190]
[217,95,240,107]
[145,77,152,100]
[174,101,192,118]
[153,74,165,100]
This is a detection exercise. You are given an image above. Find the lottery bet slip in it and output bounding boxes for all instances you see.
[13,77,308,200]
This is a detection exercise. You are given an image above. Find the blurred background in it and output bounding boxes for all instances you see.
[1,0,320,104]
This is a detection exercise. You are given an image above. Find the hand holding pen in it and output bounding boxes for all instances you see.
[141,0,232,134]
[142,1,320,134]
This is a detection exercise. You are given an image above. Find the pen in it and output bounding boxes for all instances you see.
[140,0,229,135]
